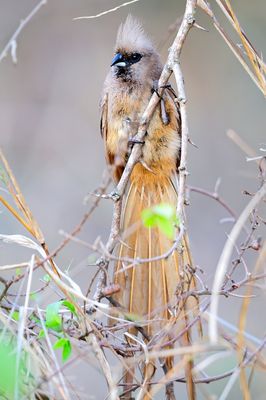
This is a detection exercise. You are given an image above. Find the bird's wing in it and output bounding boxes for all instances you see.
[165,84,181,130]
[100,91,124,182]
[163,84,182,168]
[100,92,111,164]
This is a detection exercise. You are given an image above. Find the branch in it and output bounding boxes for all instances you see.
[197,0,266,96]
[0,0,47,64]
[74,0,141,20]
[188,184,236,219]
[209,182,266,343]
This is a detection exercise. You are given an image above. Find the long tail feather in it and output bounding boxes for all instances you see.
[112,175,200,398]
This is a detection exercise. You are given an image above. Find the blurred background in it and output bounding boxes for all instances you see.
[0,0,265,398]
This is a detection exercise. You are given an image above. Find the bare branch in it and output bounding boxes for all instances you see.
[209,182,266,343]
[74,0,142,20]
[0,0,47,64]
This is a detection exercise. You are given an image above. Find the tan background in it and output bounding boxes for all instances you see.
[0,1,265,398]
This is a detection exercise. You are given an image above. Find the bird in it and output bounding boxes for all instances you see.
[100,15,200,399]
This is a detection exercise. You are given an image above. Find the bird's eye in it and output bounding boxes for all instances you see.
[130,53,142,63]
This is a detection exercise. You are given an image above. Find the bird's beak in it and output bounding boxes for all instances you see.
[111,53,127,68]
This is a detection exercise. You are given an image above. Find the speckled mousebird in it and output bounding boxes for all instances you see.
[100,15,199,399]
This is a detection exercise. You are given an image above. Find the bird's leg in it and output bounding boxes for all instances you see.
[160,97,170,125]
[160,84,178,100]
[128,131,147,147]
[151,80,161,99]
[160,84,172,89]
[152,81,170,125]
[123,116,146,147]
[128,138,145,145]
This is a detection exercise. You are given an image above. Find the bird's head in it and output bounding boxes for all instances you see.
[111,15,161,84]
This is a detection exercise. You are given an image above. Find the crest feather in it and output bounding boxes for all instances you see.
[115,15,154,53]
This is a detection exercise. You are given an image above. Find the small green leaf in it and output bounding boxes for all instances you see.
[156,217,174,239]
[11,311,19,321]
[124,312,142,324]
[30,292,37,300]
[15,268,22,276]
[141,208,156,227]
[53,337,66,349]
[43,274,51,283]
[62,340,72,362]
[153,203,174,219]
[29,314,40,324]
[61,300,76,316]
[0,339,19,396]
[53,338,72,362]
[38,329,45,338]
[141,203,179,239]
[45,302,62,332]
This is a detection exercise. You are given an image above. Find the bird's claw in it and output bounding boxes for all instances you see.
[128,138,145,145]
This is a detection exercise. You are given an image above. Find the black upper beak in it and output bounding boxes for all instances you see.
[111,52,127,67]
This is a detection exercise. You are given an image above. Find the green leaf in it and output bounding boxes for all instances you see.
[43,274,51,283]
[62,339,72,362]
[53,338,72,362]
[15,268,21,276]
[0,340,19,397]
[29,314,40,324]
[156,216,174,239]
[153,203,175,219]
[45,302,62,332]
[53,337,66,349]
[141,208,156,227]
[38,329,45,338]
[141,203,179,239]
[45,300,76,333]
[124,312,142,324]
[61,300,77,316]
[0,336,36,397]
[11,310,19,321]
[30,292,37,300]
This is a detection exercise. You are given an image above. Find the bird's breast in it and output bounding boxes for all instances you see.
[106,91,146,157]
[106,89,180,182]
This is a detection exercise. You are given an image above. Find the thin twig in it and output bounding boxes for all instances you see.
[74,0,142,20]
[197,0,266,96]
[209,183,266,343]
[0,0,47,64]
[188,185,236,219]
